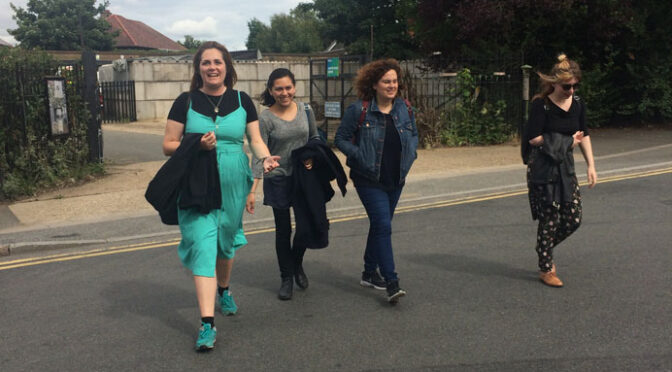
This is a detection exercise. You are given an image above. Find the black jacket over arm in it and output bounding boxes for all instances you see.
[528,132,576,208]
[291,139,347,249]
[145,133,221,225]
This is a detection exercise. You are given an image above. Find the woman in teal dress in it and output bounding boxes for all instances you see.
[162,41,279,351]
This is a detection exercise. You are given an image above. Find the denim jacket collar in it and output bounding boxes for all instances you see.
[369,96,403,115]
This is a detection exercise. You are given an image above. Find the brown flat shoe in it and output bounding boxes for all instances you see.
[539,268,564,287]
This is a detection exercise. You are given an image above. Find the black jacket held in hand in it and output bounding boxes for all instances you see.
[529,132,576,206]
[145,133,221,225]
[291,139,347,249]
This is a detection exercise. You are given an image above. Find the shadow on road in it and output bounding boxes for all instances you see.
[402,252,538,283]
[100,280,194,337]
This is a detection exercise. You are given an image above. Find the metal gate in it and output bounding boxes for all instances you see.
[100,80,137,123]
[309,55,365,141]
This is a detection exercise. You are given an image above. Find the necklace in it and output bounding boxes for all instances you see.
[203,91,225,114]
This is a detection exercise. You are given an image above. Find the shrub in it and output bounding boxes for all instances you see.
[441,68,514,146]
[0,48,102,200]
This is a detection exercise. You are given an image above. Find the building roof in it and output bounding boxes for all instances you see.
[105,13,186,51]
[230,50,262,60]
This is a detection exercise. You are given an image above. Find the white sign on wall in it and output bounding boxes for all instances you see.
[324,101,341,118]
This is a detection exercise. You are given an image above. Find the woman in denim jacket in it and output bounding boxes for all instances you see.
[335,58,418,304]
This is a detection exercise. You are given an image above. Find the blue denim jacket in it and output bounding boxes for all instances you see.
[335,97,418,184]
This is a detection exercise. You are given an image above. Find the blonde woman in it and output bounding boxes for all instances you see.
[523,54,597,287]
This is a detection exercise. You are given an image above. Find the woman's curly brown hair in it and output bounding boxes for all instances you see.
[354,58,405,101]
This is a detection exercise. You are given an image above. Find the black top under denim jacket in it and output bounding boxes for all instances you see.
[290,138,348,249]
[350,113,403,191]
[145,133,221,225]
[334,98,418,188]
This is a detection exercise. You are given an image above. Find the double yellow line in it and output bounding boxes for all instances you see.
[2,167,670,271]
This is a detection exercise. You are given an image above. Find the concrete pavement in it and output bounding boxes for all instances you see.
[1,124,671,255]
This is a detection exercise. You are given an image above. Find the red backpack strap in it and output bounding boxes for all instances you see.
[358,100,369,127]
[403,98,413,121]
[352,100,369,144]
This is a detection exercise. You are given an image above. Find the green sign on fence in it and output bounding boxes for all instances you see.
[327,58,339,78]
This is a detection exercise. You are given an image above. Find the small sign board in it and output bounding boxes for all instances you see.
[327,58,340,78]
[46,77,69,136]
[324,101,341,118]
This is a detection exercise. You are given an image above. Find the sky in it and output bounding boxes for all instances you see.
[0,0,305,50]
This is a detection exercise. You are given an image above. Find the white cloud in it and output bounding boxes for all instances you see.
[167,16,218,38]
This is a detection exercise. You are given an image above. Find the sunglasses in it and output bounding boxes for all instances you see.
[561,83,580,91]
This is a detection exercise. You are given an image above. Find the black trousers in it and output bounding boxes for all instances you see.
[273,208,306,279]
[533,180,582,272]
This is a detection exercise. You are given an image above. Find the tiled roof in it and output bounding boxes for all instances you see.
[106,13,186,51]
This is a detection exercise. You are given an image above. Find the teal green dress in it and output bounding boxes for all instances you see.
[177,91,253,277]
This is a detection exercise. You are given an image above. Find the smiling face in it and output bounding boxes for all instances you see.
[199,48,226,90]
[269,76,296,107]
[373,69,398,103]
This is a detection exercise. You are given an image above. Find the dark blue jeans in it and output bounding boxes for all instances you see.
[355,185,403,282]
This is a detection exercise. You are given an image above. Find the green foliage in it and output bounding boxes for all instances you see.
[245,6,327,53]
[408,0,672,126]
[8,0,116,50]
[441,69,514,146]
[312,0,419,59]
[0,48,101,200]
[178,35,203,50]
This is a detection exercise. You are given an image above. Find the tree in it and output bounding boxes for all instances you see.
[245,19,269,50]
[8,0,116,50]
[245,6,326,53]
[178,35,203,50]
[312,0,419,60]
[406,0,672,125]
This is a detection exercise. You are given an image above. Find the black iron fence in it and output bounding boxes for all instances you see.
[0,58,93,198]
[405,70,524,131]
[100,80,136,123]
[0,62,84,150]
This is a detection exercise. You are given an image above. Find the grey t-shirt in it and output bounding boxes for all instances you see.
[252,102,319,178]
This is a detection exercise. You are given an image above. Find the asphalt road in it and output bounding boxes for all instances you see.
[103,130,166,164]
[1,172,670,371]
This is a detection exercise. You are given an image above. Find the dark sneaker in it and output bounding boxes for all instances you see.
[294,266,309,290]
[195,323,216,351]
[360,270,386,290]
[386,280,406,304]
[278,277,293,300]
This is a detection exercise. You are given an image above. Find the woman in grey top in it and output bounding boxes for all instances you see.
[251,68,320,300]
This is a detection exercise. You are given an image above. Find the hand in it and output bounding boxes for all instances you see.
[586,165,597,188]
[303,158,313,170]
[200,131,216,150]
[572,131,584,148]
[263,155,281,174]
[245,192,255,214]
[528,135,543,146]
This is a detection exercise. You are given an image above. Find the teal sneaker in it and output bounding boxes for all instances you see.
[195,323,216,351]
[219,290,238,315]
